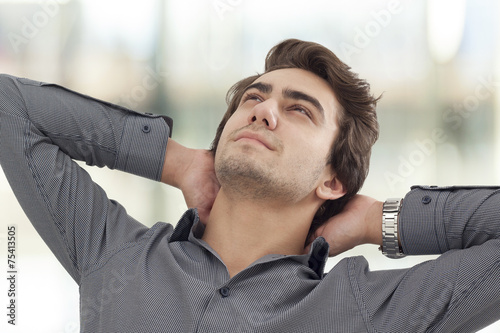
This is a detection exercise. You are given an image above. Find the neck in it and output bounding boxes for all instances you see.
[202,188,319,278]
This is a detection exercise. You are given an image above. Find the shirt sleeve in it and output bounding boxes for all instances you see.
[354,238,500,332]
[399,185,500,255]
[0,74,171,283]
[353,185,500,332]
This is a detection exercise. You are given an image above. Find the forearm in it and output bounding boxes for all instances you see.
[364,185,500,256]
[161,139,195,189]
[399,185,500,255]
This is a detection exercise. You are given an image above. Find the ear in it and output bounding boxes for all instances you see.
[316,174,346,201]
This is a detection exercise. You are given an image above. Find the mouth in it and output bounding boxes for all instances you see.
[234,131,274,150]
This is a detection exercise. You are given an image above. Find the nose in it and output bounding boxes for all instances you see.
[247,99,278,130]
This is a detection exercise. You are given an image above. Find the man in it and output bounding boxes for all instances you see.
[0,39,499,332]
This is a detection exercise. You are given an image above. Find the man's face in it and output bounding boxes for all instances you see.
[215,68,341,203]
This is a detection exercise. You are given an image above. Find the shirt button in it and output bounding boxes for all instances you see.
[422,195,432,204]
[219,287,230,298]
[142,125,151,133]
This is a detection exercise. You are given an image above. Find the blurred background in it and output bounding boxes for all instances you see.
[0,0,499,331]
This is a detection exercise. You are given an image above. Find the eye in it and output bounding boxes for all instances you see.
[290,105,312,118]
[242,93,263,103]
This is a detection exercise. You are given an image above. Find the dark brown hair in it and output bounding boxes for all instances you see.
[211,39,380,237]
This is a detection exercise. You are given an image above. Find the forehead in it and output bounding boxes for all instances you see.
[252,68,340,123]
[254,68,333,94]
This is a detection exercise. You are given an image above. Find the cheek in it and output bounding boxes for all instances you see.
[227,109,247,125]
[298,134,333,164]
[220,111,247,140]
[218,123,233,148]
[217,115,241,152]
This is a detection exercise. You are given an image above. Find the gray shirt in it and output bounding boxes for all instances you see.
[1,74,499,333]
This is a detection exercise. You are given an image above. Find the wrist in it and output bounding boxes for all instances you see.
[365,200,384,246]
[161,139,195,189]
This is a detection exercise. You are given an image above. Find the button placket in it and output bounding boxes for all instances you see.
[219,287,230,298]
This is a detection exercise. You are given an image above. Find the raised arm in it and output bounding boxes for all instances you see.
[313,186,500,331]
[311,185,500,256]
[0,74,171,282]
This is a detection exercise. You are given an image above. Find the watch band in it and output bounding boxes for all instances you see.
[381,198,406,259]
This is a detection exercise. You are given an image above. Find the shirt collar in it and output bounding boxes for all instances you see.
[169,208,330,277]
[168,209,199,242]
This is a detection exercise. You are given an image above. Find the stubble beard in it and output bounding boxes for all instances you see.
[215,148,325,204]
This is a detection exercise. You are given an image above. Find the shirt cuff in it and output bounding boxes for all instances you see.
[399,185,450,255]
[115,113,170,181]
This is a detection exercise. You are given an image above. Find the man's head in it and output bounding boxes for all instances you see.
[211,39,380,236]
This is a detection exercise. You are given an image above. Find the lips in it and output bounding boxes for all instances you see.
[234,130,274,150]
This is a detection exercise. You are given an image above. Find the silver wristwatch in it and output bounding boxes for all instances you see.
[381,198,406,259]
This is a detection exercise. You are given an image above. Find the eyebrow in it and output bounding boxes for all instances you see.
[243,82,325,118]
[283,88,324,117]
[243,82,272,94]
